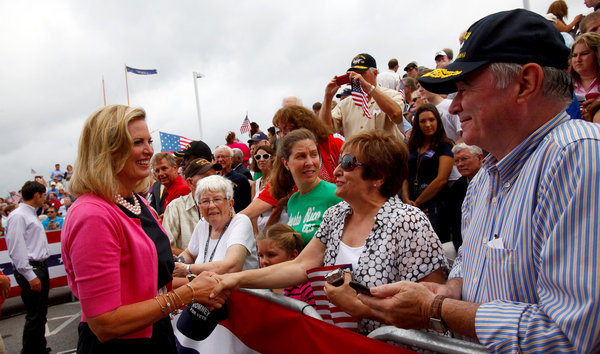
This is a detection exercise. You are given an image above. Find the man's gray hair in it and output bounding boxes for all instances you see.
[214,145,233,157]
[452,142,483,155]
[488,63,572,105]
[232,148,243,160]
[282,95,303,106]
[195,175,234,202]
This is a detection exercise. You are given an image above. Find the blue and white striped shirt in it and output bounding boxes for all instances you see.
[449,111,600,353]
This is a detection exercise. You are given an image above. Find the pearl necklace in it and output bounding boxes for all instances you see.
[115,193,141,215]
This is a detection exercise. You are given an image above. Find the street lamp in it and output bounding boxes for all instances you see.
[193,72,204,140]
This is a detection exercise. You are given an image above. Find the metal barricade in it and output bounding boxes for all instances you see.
[241,288,322,320]
[368,326,488,354]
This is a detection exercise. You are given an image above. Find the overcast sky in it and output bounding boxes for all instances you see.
[0,0,590,194]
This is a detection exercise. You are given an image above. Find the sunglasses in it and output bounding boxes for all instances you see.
[337,154,364,171]
[254,153,271,161]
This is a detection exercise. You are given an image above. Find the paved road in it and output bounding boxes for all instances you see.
[0,287,79,353]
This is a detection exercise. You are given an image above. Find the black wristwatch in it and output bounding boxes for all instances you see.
[429,295,448,332]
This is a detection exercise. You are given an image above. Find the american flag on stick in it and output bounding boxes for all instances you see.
[351,80,371,119]
[240,113,251,135]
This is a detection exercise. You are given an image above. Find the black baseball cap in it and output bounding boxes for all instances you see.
[174,140,212,160]
[419,9,570,94]
[403,61,418,71]
[336,88,352,98]
[348,53,377,71]
[183,158,222,179]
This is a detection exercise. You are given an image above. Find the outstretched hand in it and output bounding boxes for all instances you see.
[190,272,230,309]
[357,281,435,329]
[209,273,240,302]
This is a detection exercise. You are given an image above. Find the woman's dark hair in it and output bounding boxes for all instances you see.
[343,130,408,198]
[270,128,317,199]
[408,104,451,151]
[225,131,236,145]
[272,105,331,143]
[250,145,274,173]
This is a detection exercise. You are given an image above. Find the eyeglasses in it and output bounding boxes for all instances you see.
[277,126,295,136]
[199,197,227,206]
[337,154,364,172]
[254,153,271,161]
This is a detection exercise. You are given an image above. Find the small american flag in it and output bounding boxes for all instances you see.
[351,80,371,119]
[159,131,193,152]
[398,80,406,101]
[240,114,251,135]
[30,168,38,174]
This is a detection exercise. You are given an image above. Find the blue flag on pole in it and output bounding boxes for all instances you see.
[126,66,158,75]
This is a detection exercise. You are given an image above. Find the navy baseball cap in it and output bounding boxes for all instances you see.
[348,53,377,71]
[419,9,570,94]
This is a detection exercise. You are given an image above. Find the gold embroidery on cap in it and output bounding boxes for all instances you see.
[422,68,463,79]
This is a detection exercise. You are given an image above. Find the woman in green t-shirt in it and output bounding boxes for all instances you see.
[270,129,342,246]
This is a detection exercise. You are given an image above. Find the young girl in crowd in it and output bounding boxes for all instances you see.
[256,223,316,308]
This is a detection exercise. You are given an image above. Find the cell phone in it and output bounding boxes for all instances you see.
[335,74,350,86]
[349,280,373,296]
[585,92,600,101]
[324,268,346,287]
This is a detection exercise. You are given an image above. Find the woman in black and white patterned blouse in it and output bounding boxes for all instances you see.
[212,130,448,334]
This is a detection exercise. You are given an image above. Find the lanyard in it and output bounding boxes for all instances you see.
[203,218,232,263]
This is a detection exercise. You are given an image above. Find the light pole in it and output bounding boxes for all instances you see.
[193,72,204,140]
[523,0,530,10]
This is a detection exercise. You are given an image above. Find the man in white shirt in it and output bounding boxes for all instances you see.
[376,58,402,91]
[5,181,50,353]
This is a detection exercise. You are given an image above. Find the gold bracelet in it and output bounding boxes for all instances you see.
[154,296,167,314]
[162,293,173,312]
[167,292,180,314]
[172,291,184,308]
[186,283,195,304]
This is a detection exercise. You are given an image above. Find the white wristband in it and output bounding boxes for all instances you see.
[368,85,376,95]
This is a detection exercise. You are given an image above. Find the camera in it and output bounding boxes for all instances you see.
[173,256,185,263]
[335,74,350,86]
[325,268,348,287]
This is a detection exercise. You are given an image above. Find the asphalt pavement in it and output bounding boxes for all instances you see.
[0,286,79,353]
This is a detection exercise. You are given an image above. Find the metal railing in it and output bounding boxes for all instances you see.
[368,326,488,354]
[242,288,488,353]
[241,288,322,320]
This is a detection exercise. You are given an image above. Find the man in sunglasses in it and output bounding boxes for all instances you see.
[357,9,600,353]
[320,53,405,140]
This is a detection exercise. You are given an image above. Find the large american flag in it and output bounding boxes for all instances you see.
[351,81,371,119]
[160,131,193,152]
[240,114,251,135]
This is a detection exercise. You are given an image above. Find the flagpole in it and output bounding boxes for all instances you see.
[102,75,107,106]
[124,64,130,105]
[193,72,204,140]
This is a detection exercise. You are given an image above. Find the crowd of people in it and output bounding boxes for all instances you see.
[2,4,600,353]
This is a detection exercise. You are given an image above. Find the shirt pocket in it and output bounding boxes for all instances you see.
[482,247,519,302]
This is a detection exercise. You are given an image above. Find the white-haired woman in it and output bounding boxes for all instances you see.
[173,175,258,278]
[61,105,226,353]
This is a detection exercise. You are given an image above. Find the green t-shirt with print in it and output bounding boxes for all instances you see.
[287,180,342,246]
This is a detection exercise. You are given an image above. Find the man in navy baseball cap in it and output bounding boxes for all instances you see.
[359,9,600,353]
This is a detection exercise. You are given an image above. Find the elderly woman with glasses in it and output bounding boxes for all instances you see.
[173,175,258,278]
[211,130,448,334]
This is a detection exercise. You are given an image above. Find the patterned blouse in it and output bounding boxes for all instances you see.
[315,195,449,333]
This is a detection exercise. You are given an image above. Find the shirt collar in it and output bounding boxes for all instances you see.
[482,110,570,183]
